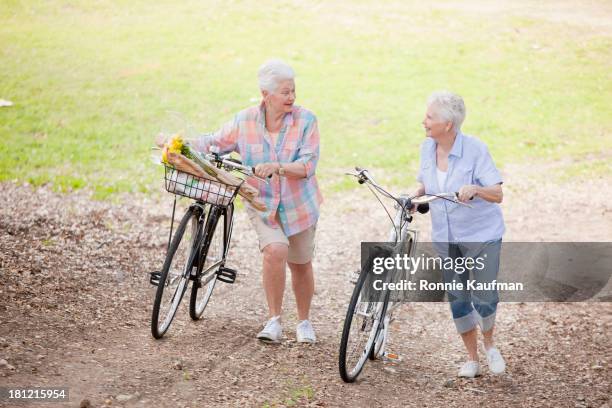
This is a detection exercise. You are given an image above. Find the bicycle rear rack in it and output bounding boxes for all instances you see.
[216,266,237,284]
[149,271,161,286]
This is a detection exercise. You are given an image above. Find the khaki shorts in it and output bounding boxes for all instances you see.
[246,207,316,264]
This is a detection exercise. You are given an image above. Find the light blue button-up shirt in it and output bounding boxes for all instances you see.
[417,131,505,243]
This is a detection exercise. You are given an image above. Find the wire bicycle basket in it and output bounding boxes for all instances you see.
[163,164,242,208]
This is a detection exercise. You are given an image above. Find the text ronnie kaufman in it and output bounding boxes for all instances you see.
[373,280,524,291]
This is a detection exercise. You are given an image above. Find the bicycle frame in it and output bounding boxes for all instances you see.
[373,201,418,359]
[339,167,473,376]
[350,168,471,361]
[151,134,264,338]
[193,202,235,288]
[342,168,417,362]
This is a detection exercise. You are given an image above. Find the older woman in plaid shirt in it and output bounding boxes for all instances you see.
[193,60,323,344]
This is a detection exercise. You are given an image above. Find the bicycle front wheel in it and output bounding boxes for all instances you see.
[151,206,200,339]
[189,204,232,320]
[369,236,414,360]
[338,249,390,383]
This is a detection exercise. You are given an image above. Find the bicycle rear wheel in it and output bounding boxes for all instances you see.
[339,248,390,383]
[189,204,232,320]
[151,206,200,339]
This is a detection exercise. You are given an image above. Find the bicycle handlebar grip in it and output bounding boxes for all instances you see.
[416,203,430,214]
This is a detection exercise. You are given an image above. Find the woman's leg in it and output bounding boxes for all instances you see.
[445,244,479,360]
[262,243,289,318]
[471,239,502,349]
[470,240,506,373]
[450,296,482,376]
[286,225,316,321]
[460,328,479,361]
[474,301,498,348]
[288,261,314,321]
[482,326,495,349]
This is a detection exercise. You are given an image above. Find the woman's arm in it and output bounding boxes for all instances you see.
[282,162,308,178]
[408,182,426,212]
[189,117,239,155]
[457,183,503,203]
[293,116,320,178]
[411,182,426,197]
[255,116,320,179]
[466,143,503,203]
[254,162,306,178]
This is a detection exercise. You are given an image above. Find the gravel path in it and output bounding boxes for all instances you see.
[1,164,611,407]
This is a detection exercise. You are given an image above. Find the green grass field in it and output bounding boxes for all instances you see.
[1,0,611,198]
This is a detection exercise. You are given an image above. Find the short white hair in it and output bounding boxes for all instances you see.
[427,91,466,132]
[257,59,295,93]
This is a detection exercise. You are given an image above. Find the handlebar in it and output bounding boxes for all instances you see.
[346,166,473,208]
[411,192,473,206]
[345,166,474,240]
[204,152,270,184]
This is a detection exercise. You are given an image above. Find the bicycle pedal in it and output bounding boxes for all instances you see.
[216,266,237,284]
[149,271,161,286]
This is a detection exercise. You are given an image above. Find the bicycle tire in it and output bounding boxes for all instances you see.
[369,236,415,360]
[369,314,388,361]
[189,204,232,320]
[338,247,391,383]
[151,206,200,339]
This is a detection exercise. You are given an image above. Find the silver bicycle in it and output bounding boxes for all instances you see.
[338,167,471,382]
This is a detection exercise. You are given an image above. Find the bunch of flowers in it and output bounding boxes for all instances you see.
[161,134,190,165]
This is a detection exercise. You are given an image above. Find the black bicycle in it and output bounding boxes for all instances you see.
[150,150,265,339]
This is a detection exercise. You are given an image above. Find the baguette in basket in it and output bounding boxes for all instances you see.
[188,148,259,199]
[161,135,266,211]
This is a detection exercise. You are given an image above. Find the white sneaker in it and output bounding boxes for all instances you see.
[296,320,316,343]
[257,316,282,343]
[485,347,506,374]
[458,360,482,378]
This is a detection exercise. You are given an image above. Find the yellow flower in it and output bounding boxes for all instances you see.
[168,134,184,153]
[161,147,169,164]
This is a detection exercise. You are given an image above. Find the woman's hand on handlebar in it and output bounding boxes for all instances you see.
[254,162,279,178]
[457,185,478,203]
[408,184,426,212]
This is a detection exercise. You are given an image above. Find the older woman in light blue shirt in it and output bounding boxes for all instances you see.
[413,91,506,378]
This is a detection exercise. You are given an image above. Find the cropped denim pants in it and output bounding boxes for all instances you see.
[442,239,502,334]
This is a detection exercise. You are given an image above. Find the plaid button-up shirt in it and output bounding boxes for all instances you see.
[193,103,323,236]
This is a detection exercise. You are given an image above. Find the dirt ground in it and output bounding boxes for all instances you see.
[1,159,611,407]
[3,0,612,405]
